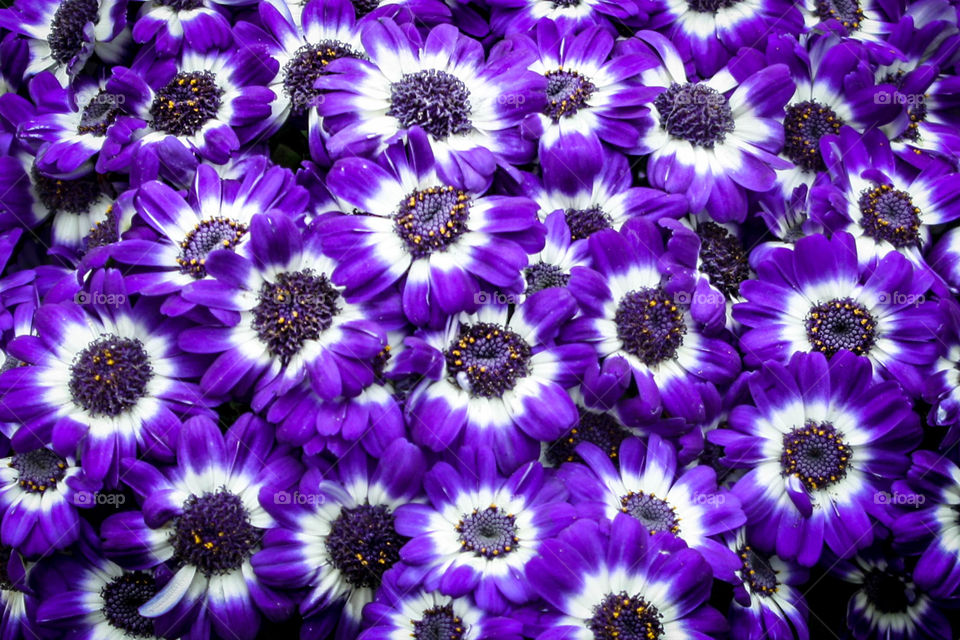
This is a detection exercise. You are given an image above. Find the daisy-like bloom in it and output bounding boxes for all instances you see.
[0,546,39,640]
[831,549,953,640]
[561,219,741,424]
[891,451,960,598]
[103,45,277,172]
[631,31,793,222]
[0,269,209,486]
[517,22,657,177]
[800,0,903,59]
[646,0,803,77]
[394,446,576,613]
[320,129,545,326]
[487,0,642,36]
[724,528,809,640]
[397,289,595,472]
[0,445,84,556]
[733,231,942,396]
[100,414,299,640]
[359,571,523,640]
[520,210,590,298]
[521,147,687,254]
[923,301,960,447]
[253,439,425,640]
[316,19,542,192]
[710,350,922,566]
[132,0,232,55]
[0,0,128,83]
[178,212,393,404]
[111,161,307,314]
[561,435,746,580]
[811,127,960,271]
[527,513,727,639]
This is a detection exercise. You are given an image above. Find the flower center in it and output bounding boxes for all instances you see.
[283,40,362,115]
[49,0,99,64]
[251,269,342,364]
[177,217,248,279]
[783,101,844,172]
[738,545,778,596]
[698,440,736,486]
[805,297,876,357]
[394,186,470,258]
[524,261,570,294]
[69,335,154,417]
[619,491,680,534]
[565,206,612,241]
[412,603,465,640]
[654,82,735,148]
[815,0,864,30]
[697,221,751,298]
[863,569,911,613]
[171,490,258,576]
[149,71,224,137]
[687,0,739,10]
[588,591,664,640]
[456,506,519,559]
[32,166,102,215]
[387,70,473,140]
[10,448,67,494]
[100,572,158,638]
[546,408,630,465]
[615,287,686,366]
[78,91,122,136]
[894,102,927,143]
[351,0,381,17]
[445,322,532,398]
[83,204,119,254]
[552,0,582,6]
[780,421,851,492]
[155,0,203,9]
[857,184,921,248]
[544,69,597,121]
[325,503,405,589]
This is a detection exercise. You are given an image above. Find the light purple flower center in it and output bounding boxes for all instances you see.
[654,82,735,149]
[544,69,597,121]
[150,71,224,137]
[619,491,680,534]
[615,288,686,366]
[783,101,843,172]
[412,604,464,640]
[738,545,779,596]
[177,217,248,279]
[387,70,473,139]
[456,506,519,558]
[565,206,612,241]
[445,322,532,398]
[49,0,99,64]
[589,591,665,640]
[815,0,864,29]
[69,335,153,417]
[325,503,404,589]
[394,186,471,257]
[805,298,876,357]
[524,261,570,294]
[857,184,921,248]
[10,449,67,494]
[100,572,158,638]
[171,490,258,576]
[780,421,851,491]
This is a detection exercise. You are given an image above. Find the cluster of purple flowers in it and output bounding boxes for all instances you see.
[2,0,960,638]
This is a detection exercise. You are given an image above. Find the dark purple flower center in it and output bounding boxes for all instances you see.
[589,591,664,640]
[895,102,927,143]
[69,335,154,417]
[82,203,119,254]
[546,408,630,465]
[544,69,597,121]
[79,91,122,136]
[615,287,686,366]
[32,166,102,215]
[100,572,158,638]
[283,40,362,115]
[780,421,851,491]
[864,569,912,613]
[394,186,470,258]
[171,490,258,576]
[565,206,612,241]
[251,269,342,364]
[10,448,67,494]
[697,221,751,298]
[699,439,736,486]
[155,0,203,9]
[325,503,405,589]
[387,70,473,139]
[619,491,680,534]
[177,217,248,279]
[150,71,224,137]
[445,322,532,398]
[524,261,570,294]
[49,0,99,64]
[412,603,464,640]
[805,297,876,357]
[654,82,734,148]
[687,0,739,11]
[858,184,921,248]
[738,545,778,596]
[783,101,844,172]
[816,0,864,30]
[456,506,519,558]
[352,0,381,17]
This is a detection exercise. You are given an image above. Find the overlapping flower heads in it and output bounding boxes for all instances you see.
[1,0,960,639]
